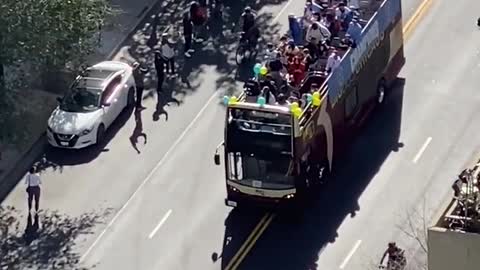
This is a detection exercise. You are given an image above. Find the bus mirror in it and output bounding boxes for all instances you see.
[214,153,221,165]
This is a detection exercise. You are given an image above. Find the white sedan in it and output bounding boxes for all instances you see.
[47,61,136,149]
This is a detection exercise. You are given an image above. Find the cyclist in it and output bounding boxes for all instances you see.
[240,6,256,34]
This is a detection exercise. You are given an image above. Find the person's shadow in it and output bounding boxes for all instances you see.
[24,212,40,245]
[130,109,147,154]
[153,85,181,122]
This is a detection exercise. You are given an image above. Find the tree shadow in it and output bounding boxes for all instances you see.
[121,0,286,103]
[0,205,112,270]
[220,78,406,270]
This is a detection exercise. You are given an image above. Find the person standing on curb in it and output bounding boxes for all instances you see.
[160,33,176,77]
[154,50,165,92]
[132,62,149,109]
[25,167,41,212]
[182,11,194,58]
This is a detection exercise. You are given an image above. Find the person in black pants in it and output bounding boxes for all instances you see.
[25,167,41,212]
[182,11,194,57]
[132,62,149,109]
[154,50,165,92]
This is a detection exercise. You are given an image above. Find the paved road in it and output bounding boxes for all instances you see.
[239,0,480,270]
[0,0,431,269]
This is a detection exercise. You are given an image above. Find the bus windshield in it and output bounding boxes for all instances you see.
[228,108,291,135]
[227,152,295,189]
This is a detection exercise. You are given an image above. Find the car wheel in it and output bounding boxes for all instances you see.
[96,124,105,145]
[377,80,386,104]
[127,87,135,108]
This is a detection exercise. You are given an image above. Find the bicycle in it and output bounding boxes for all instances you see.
[235,32,257,65]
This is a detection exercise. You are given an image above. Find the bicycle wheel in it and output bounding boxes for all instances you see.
[236,45,246,65]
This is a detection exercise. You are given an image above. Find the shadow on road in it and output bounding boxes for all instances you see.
[210,207,267,269]
[219,79,406,270]
[0,205,113,270]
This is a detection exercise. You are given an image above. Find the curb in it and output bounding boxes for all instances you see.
[0,133,48,202]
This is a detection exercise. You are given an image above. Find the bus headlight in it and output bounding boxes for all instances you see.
[227,185,239,192]
[284,194,295,199]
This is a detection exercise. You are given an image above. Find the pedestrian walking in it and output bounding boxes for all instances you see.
[25,167,41,212]
[182,11,194,57]
[160,33,176,77]
[154,50,165,92]
[132,62,149,109]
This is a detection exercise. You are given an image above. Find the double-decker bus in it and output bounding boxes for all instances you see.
[214,0,405,208]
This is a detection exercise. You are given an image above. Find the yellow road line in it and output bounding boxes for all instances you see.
[228,213,276,270]
[403,0,433,39]
[224,1,433,269]
[224,213,273,270]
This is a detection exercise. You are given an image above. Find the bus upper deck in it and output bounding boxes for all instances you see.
[228,0,403,123]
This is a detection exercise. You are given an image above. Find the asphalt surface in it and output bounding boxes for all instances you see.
[239,1,480,270]
[0,0,461,269]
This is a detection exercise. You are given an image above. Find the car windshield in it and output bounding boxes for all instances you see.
[60,87,101,113]
[227,152,295,189]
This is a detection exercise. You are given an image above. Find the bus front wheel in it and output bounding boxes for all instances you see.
[377,80,387,104]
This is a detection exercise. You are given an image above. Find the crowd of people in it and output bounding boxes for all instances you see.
[134,0,365,111]
[243,0,364,110]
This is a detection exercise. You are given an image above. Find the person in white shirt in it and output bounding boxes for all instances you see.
[326,50,341,73]
[264,43,277,63]
[335,3,352,22]
[25,167,41,212]
[305,22,331,45]
[160,33,176,76]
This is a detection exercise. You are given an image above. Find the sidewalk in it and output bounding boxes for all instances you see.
[0,0,173,202]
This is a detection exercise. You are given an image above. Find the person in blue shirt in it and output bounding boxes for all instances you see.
[346,18,362,44]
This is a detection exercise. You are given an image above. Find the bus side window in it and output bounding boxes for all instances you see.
[345,85,358,119]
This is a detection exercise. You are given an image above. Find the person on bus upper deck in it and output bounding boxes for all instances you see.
[346,17,362,44]
[303,48,315,71]
[244,78,261,97]
[261,86,276,105]
[335,2,351,21]
[288,56,306,87]
[306,22,331,45]
[278,35,289,52]
[265,43,277,63]
[260,75,278,96]
[275,93,289,106]
[285,40,300,58]
[326,49,341,73]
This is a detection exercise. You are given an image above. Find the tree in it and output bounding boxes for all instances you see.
[0,0,114,147]
[0,0,114,75]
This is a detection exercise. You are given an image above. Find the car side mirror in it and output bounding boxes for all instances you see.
[102,102,111,107]
[214,153,220,165]
[56,97,63,103]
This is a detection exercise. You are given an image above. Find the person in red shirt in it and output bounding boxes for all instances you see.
[288,55,306,87]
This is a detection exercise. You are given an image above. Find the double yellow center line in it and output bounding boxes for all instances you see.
[224,213,276,270]
[223,1,433,269]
